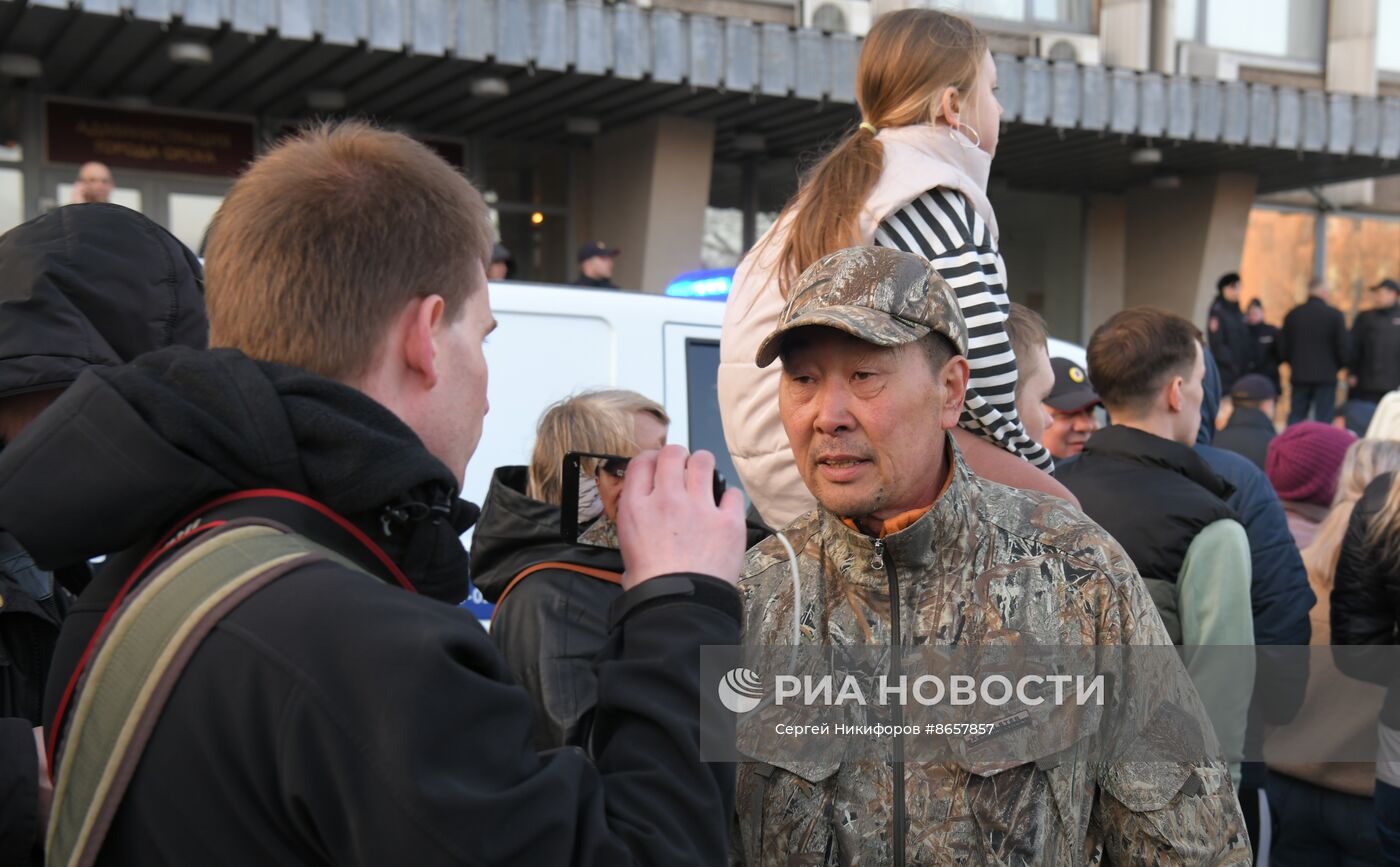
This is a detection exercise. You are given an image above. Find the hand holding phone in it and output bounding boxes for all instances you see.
[613,446,746,590]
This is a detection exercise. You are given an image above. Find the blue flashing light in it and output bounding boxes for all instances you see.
[665,267,734,301]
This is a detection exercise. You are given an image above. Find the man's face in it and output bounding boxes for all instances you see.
[1015,346,1054,446]
[1042,405,1098,460]
[423,269,494,480]
[780,327,965,522]
[583,254,615,280]
[487,261,508,281]
[1246,305,1263,325]
[1222,282,1241,304]
[76,162,113,203]
[1171,342,1206,445]
[1376,287,1399,309]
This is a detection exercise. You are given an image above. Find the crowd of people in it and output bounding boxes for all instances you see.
[0,6,1396,867]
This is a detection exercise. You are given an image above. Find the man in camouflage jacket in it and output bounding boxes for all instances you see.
[736,246,1250,866]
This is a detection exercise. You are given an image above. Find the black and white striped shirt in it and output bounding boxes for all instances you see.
[873,187,1053,471]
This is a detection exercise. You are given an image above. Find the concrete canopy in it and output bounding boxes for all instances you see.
[1,0,1394,197]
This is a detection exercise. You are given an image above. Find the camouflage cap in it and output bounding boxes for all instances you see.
[755,246,969,368]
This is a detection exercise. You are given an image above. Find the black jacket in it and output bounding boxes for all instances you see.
[0,204,206,865]
[1248,322,1282,390]
[0,348,738,866]
[1214,406,1276,471]
[573,275,619,290]
[1209,298,1253,392]
[1331,473,1400,726]
[471,466,624,751]
[1057,425,1238,644]
[1280,297,1348,385]
[1350,303,1400,400]
[1057,425,1237,587]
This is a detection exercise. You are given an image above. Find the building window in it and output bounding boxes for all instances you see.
[1380,0,1400,73]
[928,0,1091,31]
[1178,0,1327,64]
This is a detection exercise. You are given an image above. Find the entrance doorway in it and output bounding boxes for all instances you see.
[42,167,231,254]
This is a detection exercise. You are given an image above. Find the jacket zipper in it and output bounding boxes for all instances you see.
[874,538,906,867]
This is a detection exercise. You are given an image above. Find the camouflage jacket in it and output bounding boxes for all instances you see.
[736,442,1250,866]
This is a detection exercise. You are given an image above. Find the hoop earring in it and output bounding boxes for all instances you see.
[950,121,980,150]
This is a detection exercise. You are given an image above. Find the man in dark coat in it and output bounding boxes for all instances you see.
[573,241,621,289]
[1350,278,1400,404]
[0,204,207,864]
[1245,300,1281,392]
[1056,308,1255,787]
[1280,277,1349,424]
[1209,272,1254,393]
[2,124,745,866]
[1215,374,1278,471]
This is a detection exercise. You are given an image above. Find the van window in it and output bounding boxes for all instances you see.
[684,339,745,501]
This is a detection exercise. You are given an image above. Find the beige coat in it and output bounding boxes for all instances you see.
[718,124,999,528]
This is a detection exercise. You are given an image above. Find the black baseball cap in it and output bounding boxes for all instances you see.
[577,241,619,263]
[1230,373,1277,402]
[490,243,512,264]
[1371,278,1399,294]
[1045,357,1101,412]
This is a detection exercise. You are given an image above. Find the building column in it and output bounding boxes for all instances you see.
[1099,0,1152,71]
[1123,173,1259,326]
[588,115,716,293]
[1084,194,1127,336]
[1326,0,1378,96]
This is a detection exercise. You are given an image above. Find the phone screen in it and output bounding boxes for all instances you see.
[561,451,725,550]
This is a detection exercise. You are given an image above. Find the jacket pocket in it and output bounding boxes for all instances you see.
[952,741,1089,867]
[1100,761,1192,812]
[737,760,840,867]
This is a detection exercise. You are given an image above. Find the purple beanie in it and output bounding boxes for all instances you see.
[1265,421,1356,506]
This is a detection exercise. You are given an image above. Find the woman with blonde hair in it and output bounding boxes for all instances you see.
[1266,440,1400,866]
[719,8,1070,529]
[470,389,668,749]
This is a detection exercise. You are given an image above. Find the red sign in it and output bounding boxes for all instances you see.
[46,101,255,177]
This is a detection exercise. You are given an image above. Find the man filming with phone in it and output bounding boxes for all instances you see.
[0,123,747,866]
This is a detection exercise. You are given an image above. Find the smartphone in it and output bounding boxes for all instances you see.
[560,451,726,550]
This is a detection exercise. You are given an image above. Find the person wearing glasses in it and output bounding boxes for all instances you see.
[471,390,669,749]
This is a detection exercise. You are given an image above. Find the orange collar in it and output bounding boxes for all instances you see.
[840,460,954,539]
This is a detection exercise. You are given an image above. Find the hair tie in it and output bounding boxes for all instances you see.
[859,121,878,136]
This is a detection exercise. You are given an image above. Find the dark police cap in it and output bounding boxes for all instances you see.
[1045,357,1101,412]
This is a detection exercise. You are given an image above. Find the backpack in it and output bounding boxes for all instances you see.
[45,490,408,867]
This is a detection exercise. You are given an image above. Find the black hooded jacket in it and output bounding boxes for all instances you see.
[0,347,739,866]
[1331,473,1400,726]
[471,467,624,751]
[0,204,206,864]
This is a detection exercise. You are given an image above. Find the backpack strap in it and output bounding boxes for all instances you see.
[45,520,375,867]
[490,561,622,624]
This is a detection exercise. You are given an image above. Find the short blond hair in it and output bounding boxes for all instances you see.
[527,390,670,505]
[205,121,494,380]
